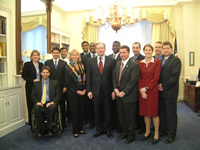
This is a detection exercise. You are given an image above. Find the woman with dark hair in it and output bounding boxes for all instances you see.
[22,50,43,126]
[65,49,86,137]
[138,44,161,144]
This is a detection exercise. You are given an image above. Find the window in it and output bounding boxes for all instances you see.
[98,20,152,56]
[21,25,47,63]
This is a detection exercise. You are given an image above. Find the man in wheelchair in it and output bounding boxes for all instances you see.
[31,66,61,135]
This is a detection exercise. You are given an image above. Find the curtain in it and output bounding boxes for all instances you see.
[21,15,47,32]
[83,7,175,45]
[21,25,47,63]
[98,20,152,56]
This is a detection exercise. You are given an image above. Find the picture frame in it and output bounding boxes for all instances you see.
[189,52,194,66]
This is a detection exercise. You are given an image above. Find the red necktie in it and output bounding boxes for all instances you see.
[118,62,124,87]
[99,57,103,75]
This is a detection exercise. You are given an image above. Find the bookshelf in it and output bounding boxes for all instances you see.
[51,31,70,50]
[0,15,7,88]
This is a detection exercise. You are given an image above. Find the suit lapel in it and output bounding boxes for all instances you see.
[162,54,173,69]
[120,59,130,80]
[116,60,122,81]
[94,57,101,75]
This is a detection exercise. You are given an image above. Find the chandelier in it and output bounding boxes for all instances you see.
[91,1,140,32]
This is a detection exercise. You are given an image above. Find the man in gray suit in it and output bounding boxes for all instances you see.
[87,42,115,138]
[113,45,139,144]
[158,41,181,144]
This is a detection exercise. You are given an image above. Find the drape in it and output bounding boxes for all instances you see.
[83,7,175,45]
[21,15,47,32]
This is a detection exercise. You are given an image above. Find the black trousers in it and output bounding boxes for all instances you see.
[25,86,33,125]
[111,99,121,130]
[34,104,57,130]
[87,96,95,125]
[136,96,145,130]
[93,90,112,132]
[117,100,136,140]
[60,93,66,126]
[159,96,177,138]
[68,94,84,134]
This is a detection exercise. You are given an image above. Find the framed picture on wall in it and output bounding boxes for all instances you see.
[189,52,194,66]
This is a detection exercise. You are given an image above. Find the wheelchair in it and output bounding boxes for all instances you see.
[31,104,63,140]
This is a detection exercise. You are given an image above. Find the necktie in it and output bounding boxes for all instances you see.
[113,54,116,59]
[118,62,124,87]
[133,56,136,61]
[41,80,46,104]
[55,60,57,70]
[99,57,103,75]
[162,59,166,67]
[93,53,95,58]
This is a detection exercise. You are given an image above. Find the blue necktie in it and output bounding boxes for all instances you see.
[55,60,57,70]
[162,59,166,67]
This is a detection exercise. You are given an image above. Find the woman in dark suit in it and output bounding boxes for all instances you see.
[65,49,86,138]
[22,50,43,126]
[138,44,161,144]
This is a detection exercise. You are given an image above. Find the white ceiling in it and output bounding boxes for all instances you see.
[21,0,196,12]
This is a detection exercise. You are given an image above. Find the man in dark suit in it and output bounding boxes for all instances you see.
[87,42,115,138]
[130,42,145,134]
[154,41,164,60]
[80,41,90,59]
[45,47,67,128]
[31,66,61,135]
[108,41,122,133]
[113,45,139,144]
[158,41,181,144]
[82,42,96,129]
[108,41,121,61]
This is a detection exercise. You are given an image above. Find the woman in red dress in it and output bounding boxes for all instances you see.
[138,44,161,144]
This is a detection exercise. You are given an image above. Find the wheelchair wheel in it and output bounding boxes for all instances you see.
[57,105,63,137]
[31,109,39,140]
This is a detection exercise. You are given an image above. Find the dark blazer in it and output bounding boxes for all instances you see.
[80,52,84,59]
[86,56,115,98]
[130,53,145,63]
[22,61,43,88]
[65,64,86,97]
[31,79,61,105]
[113,59,140,103]
[159,54,181,98]
[45,59,67,90]
[82,53,92,72]
[108,53,121,62]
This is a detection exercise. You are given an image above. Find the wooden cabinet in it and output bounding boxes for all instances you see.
[184,82,200,112]
[0,86,25,137]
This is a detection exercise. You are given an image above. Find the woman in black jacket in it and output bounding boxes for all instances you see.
[22,50,43,126]
[65,49,86,137]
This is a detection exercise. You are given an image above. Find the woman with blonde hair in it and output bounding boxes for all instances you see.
[22,50,43,126]
[65,49,86,137]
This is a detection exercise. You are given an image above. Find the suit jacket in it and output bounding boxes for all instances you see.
[108,53,121,62]
[86,56,115,98]
[80,52,84,59]
[82,53,92,72]
[159,54,181,98]
[65,63,86,97]
[31,79,61,105]
[138,59,161,93]
[22,61,43,88]
[113,59,139,103]
[130,53,145,63]
[45,59,67,90]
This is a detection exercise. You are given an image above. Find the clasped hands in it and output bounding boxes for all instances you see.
[36,101,54,108]
[114,89,124,98]
[140,87,147,99]
[77,89,86,96]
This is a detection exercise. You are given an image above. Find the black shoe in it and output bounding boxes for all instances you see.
[117,128,122,134]
[152,138,159,144]
[137,128,145,134]
[125,138,135,144]
[74,134,79,138]
[118,134,127,139]
[89,124,94,129]
[93,132,103,138]
[79,131,87,134]
[165,137,175,144]
[105,131,113,138]
[160,132,167,137]
[140,133,151,141]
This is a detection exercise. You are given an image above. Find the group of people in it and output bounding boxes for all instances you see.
[22,40,181,145]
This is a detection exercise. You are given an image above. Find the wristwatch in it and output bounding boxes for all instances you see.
[145,87,149,91]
